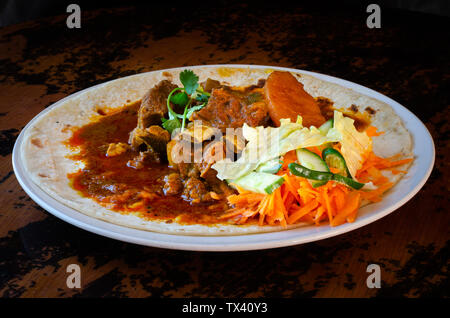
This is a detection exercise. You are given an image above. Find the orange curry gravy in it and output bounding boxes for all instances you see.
[66,102,229,225]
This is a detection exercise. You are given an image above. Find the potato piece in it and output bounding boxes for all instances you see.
[264,71,326,127]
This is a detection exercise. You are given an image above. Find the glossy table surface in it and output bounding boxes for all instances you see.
[0,3,448,297]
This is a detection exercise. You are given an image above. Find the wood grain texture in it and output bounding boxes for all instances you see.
[0,2,448,298]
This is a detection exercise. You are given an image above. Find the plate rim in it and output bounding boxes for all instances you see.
[12,64,435,251]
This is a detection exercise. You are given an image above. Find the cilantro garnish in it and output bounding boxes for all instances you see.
[170,92,189,106]
[162,69,210,134]
[194,85,210,103]
[185,104,206,119]
[161,117,181,133]
[179,70,199,95]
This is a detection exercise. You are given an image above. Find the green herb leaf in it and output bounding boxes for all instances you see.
[180,70,199,95]
[166,87,184,119]
[195,93,209,103]
[163,71,206,134]
[170,92,189,106]
[193,86,210,103]
[185,103,206,119]
[161,117,181,134]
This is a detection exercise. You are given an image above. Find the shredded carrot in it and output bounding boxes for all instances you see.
[219,207,247,219]
[366,166,390,185]
[357,152,413,178]
[391,168,407,175]
[330,192,361,227]
[321,186,334,221]
[274,187,288,224]
[314,206,326,225]
[227,193,266,206]
[258,195,271,225]
[365,125,384,137]
[358,182,394,202]
[283,191,296,212]
[220,128,413,227]
[287,200,319,224]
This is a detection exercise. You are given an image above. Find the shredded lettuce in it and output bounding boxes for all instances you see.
[330,111,372,178]
[212,117,341,180]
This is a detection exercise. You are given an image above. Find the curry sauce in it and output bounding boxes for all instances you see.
[66,102,229,225]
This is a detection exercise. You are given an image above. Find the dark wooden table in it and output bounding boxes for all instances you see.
[1,3,448,298]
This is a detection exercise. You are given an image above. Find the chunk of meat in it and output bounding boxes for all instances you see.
[128,80,177,164]
[201,78,222,93]
[137,80,178,129]
[182,177,212,204]
[171,139,227,180]
[199,161,235,198]
[264,71,326,127]
[164,138,236,203]
[220,128,245,157]
[126,150,161,169]
[166,124,223,169]
[106,142,130,157]
[191,87,269,132]
[163,173,183,196]
[129,125,170,153]
[127,125,170,165]
[177,162,201,179]
[163,165,229,203]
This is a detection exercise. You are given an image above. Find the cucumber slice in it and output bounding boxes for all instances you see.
[256,158,282,174]
[264,177,286,194]
[296,148,329,187]
[318,119,333,135]
[230,172,285,194]
[296,148,329,171]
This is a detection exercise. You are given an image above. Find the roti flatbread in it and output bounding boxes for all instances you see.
[20,66,413,235]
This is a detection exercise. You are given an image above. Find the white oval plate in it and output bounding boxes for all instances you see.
[12,65,435,251]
